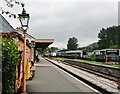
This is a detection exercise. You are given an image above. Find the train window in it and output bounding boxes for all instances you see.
[83,52,87,55]
[100,51,105,55]
[95,51,100,55]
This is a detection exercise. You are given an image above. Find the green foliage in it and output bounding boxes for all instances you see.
[37,48,43,55]
[73,54,78,59]
[67,37,79,50]
[1,35,20,93]
[48,47,59,53]
[1,0,25,18]
[90,54,96,61]
[98,26,120,49]
[79,42,98,51]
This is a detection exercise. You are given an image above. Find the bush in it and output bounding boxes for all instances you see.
[90,54,96,61]
[73,54,78,59]
[1,35,20,94]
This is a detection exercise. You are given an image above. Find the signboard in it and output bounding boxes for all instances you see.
[106,50,119,55]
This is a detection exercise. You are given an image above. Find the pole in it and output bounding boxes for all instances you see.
[34,47,36,62]
[22,31,26,93]
[105,50,107,63]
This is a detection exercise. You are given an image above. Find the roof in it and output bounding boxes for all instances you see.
[57,49,69,52]
[34,39,54,48]
[34,39,54,43]
[95,49,120,52]
[65,50,83,53]
[0,14,15,32]
[16,27,35,40]
[16,27,54,49]
[1,32,31,48]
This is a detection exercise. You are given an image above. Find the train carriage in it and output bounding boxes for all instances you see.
[57,49,120,62]
[56,49,69,57]
[65,50,82,59]
[94,49,120,62]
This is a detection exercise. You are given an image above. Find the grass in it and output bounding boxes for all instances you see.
[76,59,120,68]
[55,57,120,68]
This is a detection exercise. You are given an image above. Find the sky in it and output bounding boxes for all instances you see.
[1,0,119,49]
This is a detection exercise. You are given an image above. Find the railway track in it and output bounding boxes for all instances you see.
[46,58,119,94]
[61,60,119,81]
[54,58,120,81]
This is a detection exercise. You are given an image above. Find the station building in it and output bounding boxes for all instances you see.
[0,14,54,93]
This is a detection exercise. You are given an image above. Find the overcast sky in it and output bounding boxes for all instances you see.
[2,0,119,49]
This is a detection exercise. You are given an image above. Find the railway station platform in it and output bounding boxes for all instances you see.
[46,58,119,94]
[26,56,98,93]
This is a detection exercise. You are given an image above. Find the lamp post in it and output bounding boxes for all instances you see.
[31,41,36,62]
[18,7,30,93]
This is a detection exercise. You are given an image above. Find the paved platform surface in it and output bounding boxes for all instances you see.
[27,57,98,93]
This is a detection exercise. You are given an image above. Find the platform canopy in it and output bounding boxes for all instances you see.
[34,39,54,49]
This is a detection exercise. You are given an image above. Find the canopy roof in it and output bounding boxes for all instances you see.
[34,39,54,49]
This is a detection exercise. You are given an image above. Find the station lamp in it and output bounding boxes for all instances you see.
[18,8,30,31]
[18,7,30,93]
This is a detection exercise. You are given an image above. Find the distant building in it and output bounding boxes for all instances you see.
[0,14,15,32]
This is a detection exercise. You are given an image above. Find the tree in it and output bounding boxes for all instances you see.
[1,0,24,18]
[78,42,98,51]
[48,47,59,53]
[67,37,79,50]
[98,28,108,49]
[98,26,120,49]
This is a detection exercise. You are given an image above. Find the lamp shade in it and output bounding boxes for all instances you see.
[18,8,30,31]
[31,41,36,48]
